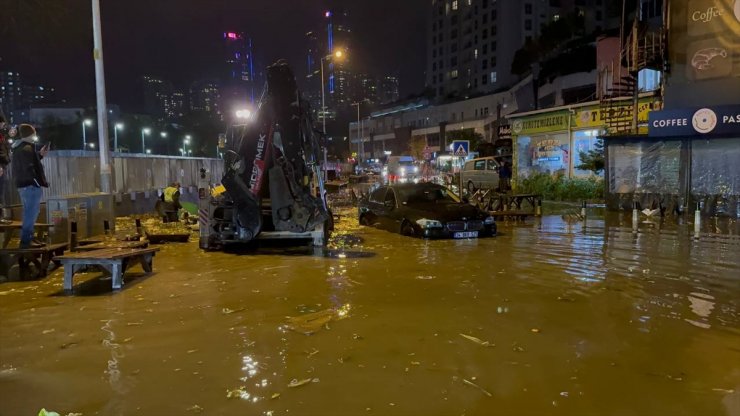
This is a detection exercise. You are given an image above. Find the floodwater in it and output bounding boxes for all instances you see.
[1,211,739,416]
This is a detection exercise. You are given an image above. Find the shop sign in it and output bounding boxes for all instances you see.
[573,100,656,129]
[649,104,740,137]
[497,124,512,139]
[511,112,569,135]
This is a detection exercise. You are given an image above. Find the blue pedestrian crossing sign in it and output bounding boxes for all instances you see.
[451,140,469,157]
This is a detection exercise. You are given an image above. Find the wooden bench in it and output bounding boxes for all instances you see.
[54,247,160,291]
[0,243,69,278]
[74,240,149,252]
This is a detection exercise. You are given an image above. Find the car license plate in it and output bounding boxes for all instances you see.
[453,231,478,239]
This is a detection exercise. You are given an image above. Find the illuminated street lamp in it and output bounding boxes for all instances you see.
[89,142,96,149]
[82,118,93,149]
[141,127,151,154]
[183,135,191,156]
[160,132,167,138]
[235,109,252,120]
[113,122,123,152]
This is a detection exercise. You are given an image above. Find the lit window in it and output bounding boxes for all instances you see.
[490,71,497,83]
[451,69,459,79]
[474,49,478,59]
[452,1,458,11]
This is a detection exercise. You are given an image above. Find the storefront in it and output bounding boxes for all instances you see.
[510,97,658,182]
[605,104,740,216]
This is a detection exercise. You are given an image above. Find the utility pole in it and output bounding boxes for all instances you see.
[92,0,112,193]
[352,102,361,164]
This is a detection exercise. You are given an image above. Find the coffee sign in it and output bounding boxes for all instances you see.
[687,0,734,36]
[649,105,740,137]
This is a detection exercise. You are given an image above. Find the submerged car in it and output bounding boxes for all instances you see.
[358,182,496,239]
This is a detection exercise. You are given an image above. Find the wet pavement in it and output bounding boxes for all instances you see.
[1,210,739,415]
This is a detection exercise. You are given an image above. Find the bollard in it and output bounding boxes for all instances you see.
[581,200,587,217]
[694,202,701,236]
[103,220,110,236]
[70,221,78,251]
[135,218,143,236]
[535,198,542,216]
[632,201,639,224]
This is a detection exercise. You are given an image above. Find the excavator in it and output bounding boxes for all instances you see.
[198,61,332,250]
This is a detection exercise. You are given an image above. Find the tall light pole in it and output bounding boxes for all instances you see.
[92,0,112,192]
[184,135,191,156]
[82,119,93,149]
[160,131,167,155]
[113,122,123,152]
[141,127,150,154]
[351,102,361,165]
[320,49,344,180]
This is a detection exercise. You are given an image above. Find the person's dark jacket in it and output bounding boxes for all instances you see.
[11,139,49,188]
[0,134,10,167]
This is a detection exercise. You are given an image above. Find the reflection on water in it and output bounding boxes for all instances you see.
[0,211,738,415]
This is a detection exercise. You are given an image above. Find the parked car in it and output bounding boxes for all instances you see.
[461,156,502,193]
[358,182,496,239]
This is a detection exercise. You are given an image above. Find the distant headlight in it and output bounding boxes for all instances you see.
[414,166,419,173]
[484,216,495,224]
[416,218,443,228]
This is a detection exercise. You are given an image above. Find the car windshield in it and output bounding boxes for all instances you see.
[397,185,461,205]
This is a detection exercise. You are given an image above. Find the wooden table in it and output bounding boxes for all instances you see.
[74,240,149,252]
[54,247,160,291]
[0,243,68,278]
[0,221,53,249]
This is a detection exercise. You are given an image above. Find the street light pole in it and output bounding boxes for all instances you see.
[141,128,150,154]
[114,123,123,152]
[82,119,92,150]
[92,0,112,192]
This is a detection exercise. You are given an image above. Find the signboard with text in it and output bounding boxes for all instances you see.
[648,104,740,137]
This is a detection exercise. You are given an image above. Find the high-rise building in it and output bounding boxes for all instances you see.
[23,84,56,107]
[426,0,606,98]
[189,80,221,117]
[378,75,400,104]
[0,71,24,122]
[141,75,174,120]
[222,31,257,107]
[305,9,354,120]
[170,91,186,120]
[355,73,379,104]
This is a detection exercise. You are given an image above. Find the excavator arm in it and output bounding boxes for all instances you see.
[206,60,329,247]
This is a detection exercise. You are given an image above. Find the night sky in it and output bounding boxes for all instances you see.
[2,0,428,110]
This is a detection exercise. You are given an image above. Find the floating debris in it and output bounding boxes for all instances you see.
[459,333,494,347]
[288,378,319,388]
[271,393,281,399]
[285,304,351,335]
[531,328,541,334]
[186,404,204,413]
[462,378,493,397]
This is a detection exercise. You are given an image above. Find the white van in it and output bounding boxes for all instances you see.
[461,156,501,193]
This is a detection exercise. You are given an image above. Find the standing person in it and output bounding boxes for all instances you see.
[499,161,512,193]
[0,114,13,224]
[11,124,49,248]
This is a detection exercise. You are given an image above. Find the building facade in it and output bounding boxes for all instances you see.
[189,80,222,118]
[604,0,740,216]
[426,0,606,99]
[222,31,257,106]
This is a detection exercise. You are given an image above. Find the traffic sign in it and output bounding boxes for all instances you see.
[451,140,469,157]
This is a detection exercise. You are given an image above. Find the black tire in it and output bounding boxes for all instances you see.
[400,220,416,237]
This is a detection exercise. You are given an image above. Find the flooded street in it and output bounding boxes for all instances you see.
[1,212,739,415]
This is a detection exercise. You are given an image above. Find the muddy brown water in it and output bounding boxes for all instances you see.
[1,212,739,415]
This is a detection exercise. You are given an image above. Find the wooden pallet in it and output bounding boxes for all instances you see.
[54,247,160,291]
